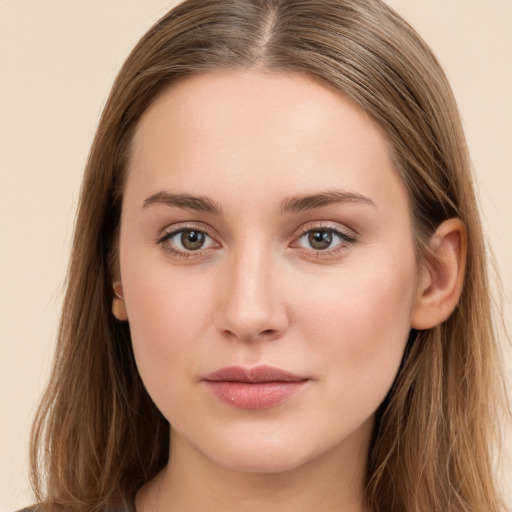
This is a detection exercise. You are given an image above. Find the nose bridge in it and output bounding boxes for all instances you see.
[216,238,287,341]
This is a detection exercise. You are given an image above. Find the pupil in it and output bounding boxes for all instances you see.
[309,230,332,250]
[181,230,205,250]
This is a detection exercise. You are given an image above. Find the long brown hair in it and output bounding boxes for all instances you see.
[30,1,509,510]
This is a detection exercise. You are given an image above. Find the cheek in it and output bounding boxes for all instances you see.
[123,265,216,403]
[294,253,417,399]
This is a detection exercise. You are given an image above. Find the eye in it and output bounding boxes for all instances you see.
[294,226,356,255]
[305,230,336,250]
[177,229,208,250]
[157,227,219,256]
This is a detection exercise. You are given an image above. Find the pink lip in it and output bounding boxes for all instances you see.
[203,365,309,409]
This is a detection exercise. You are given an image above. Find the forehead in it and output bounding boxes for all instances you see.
[126,70,406,212]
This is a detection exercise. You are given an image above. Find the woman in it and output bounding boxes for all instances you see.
[24,0,509,511]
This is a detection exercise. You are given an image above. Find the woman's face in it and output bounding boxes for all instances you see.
[118,71,422,474]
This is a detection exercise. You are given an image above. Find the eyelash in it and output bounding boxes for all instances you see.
[155,223,357,259]
[292,224,357,258]
[155,224,219,258]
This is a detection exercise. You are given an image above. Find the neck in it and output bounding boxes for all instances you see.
[135,420,373,512]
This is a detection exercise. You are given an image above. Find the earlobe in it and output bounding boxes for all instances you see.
[411,218,467,330]
[112,281,128,321]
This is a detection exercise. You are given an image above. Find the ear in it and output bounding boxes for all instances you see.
[411,218,467,330]
[112,280,128,321]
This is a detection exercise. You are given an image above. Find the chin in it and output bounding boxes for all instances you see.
[211,447,311,474]
[191,428,329,475]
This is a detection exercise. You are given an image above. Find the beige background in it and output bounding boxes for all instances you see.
[0,1,511,510]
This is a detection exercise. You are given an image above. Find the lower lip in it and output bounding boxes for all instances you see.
[205,381,308,409]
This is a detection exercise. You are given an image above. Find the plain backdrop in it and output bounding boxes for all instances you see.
[1,1,511,510]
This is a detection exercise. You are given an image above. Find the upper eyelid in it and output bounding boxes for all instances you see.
[157,222,216,239]
[294,220,357,238]
[294,228,356,246]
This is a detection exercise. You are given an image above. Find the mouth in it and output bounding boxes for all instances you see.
[202,365,310,409]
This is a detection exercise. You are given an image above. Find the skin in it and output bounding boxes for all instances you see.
[113,70,465,512]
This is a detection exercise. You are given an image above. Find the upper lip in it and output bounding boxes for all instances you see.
[203,365,308,383]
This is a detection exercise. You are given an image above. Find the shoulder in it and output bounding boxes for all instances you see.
[16,504,134,512]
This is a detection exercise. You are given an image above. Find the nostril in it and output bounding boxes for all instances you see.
[220,328,281,341]
[257,329,283,342]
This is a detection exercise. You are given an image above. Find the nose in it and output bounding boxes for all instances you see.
[215,245,289,343]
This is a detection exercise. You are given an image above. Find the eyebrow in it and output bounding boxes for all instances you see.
[142,189,375,214]
[142,191,222,214]
[280,190,376,213]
